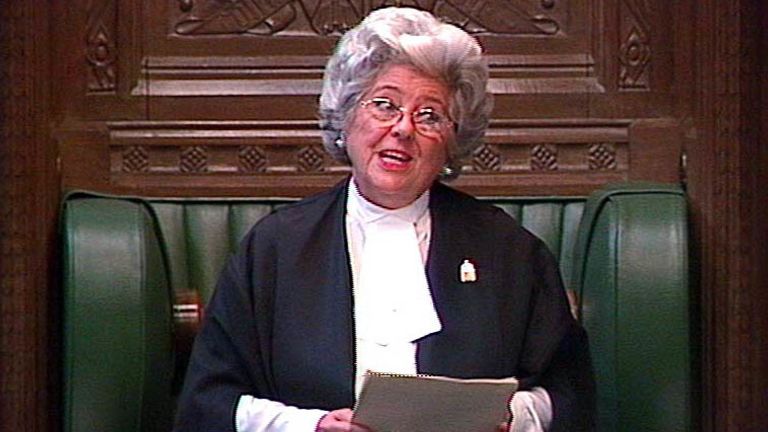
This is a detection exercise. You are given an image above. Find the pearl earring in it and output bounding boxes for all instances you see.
[334,132,346,149]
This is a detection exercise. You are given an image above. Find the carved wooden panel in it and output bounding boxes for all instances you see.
[617,0,651,90]
[55,0,679,197]
[86,0,118,93]
[57,116,678,197]
[168,1,569,37]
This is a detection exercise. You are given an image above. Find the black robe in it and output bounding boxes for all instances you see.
[174,180,595,431]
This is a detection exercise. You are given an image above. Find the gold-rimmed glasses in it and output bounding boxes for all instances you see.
[359,97,454,137]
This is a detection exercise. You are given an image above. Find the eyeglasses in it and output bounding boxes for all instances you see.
[359,97,454,137]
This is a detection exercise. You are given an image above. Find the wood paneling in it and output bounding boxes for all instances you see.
[684,1,768,430]
[54,0,682,197]
[759,3,768,425]
[55,117,679,197]
[0,2,59,431]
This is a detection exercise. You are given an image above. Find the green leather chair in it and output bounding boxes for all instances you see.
[61,183,691,432]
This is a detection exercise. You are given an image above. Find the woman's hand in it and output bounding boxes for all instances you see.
[316,408,372,432]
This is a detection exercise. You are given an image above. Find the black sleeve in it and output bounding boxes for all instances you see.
[520,241,596,432]
[540,321,596,432]
[173,224,278,432]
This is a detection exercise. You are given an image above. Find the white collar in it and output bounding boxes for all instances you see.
[346,178,430,225]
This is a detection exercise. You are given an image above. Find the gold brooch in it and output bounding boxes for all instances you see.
[459,259,477,283]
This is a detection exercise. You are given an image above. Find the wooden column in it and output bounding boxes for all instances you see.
[685,0,768,431]
[760,3,768,426]
[0,1,58,431]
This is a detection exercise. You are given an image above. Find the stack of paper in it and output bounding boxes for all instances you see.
[353,372,518,432]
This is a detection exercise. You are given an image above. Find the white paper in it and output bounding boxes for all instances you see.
[352,373,518,432]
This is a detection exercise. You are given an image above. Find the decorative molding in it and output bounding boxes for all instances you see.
[472,144,503,172]
[588,143,618,170]
[110,140,630,177]
[467,141,626,174]
[122,146,149,172]
[618,0,651,90]
[172,1,564,36]
[433,0,563,35]
[180,146,209,173]
[133,54,603,97]
[85,0,117,92]
[93,117,683,195]
[531,144,558,171]
[296,145,325,172]
[109,121,335,175]
[238,145,268,172]
[107,120,638,187]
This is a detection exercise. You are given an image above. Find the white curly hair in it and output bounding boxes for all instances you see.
[318,7,493,178]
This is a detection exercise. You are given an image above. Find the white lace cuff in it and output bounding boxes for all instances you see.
[235,394,328,432]
[508,387,553,432]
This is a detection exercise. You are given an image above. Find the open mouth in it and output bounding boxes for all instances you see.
[379,150,413,164]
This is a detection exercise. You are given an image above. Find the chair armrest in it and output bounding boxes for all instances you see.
[62,195,174,432]
[572,183,692,432]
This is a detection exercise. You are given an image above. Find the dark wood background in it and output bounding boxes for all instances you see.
[52,0,682,197]
[1,0,766,431]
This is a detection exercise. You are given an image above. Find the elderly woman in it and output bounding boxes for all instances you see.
[174,7,594,432]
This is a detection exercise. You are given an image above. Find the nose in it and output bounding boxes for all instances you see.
[390,110,416,140]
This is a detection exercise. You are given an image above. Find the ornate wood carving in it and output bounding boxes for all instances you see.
[172,0,565,36]
[618,0,651,90]
[109,121,334,176]
[122,146,150,172]
[134,1,594,102]
[468,140,626,174]
[85,0,117,92]
[472,144,502,172]
[180,146,209,173]
[97,119,664,196]
[296,145,326,172]
[238,145,268,172]
[587,142,618,170]
[530,144,558,171]
[430,0,564,35]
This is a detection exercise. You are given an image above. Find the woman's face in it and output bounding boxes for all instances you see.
[345,64,454,209]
